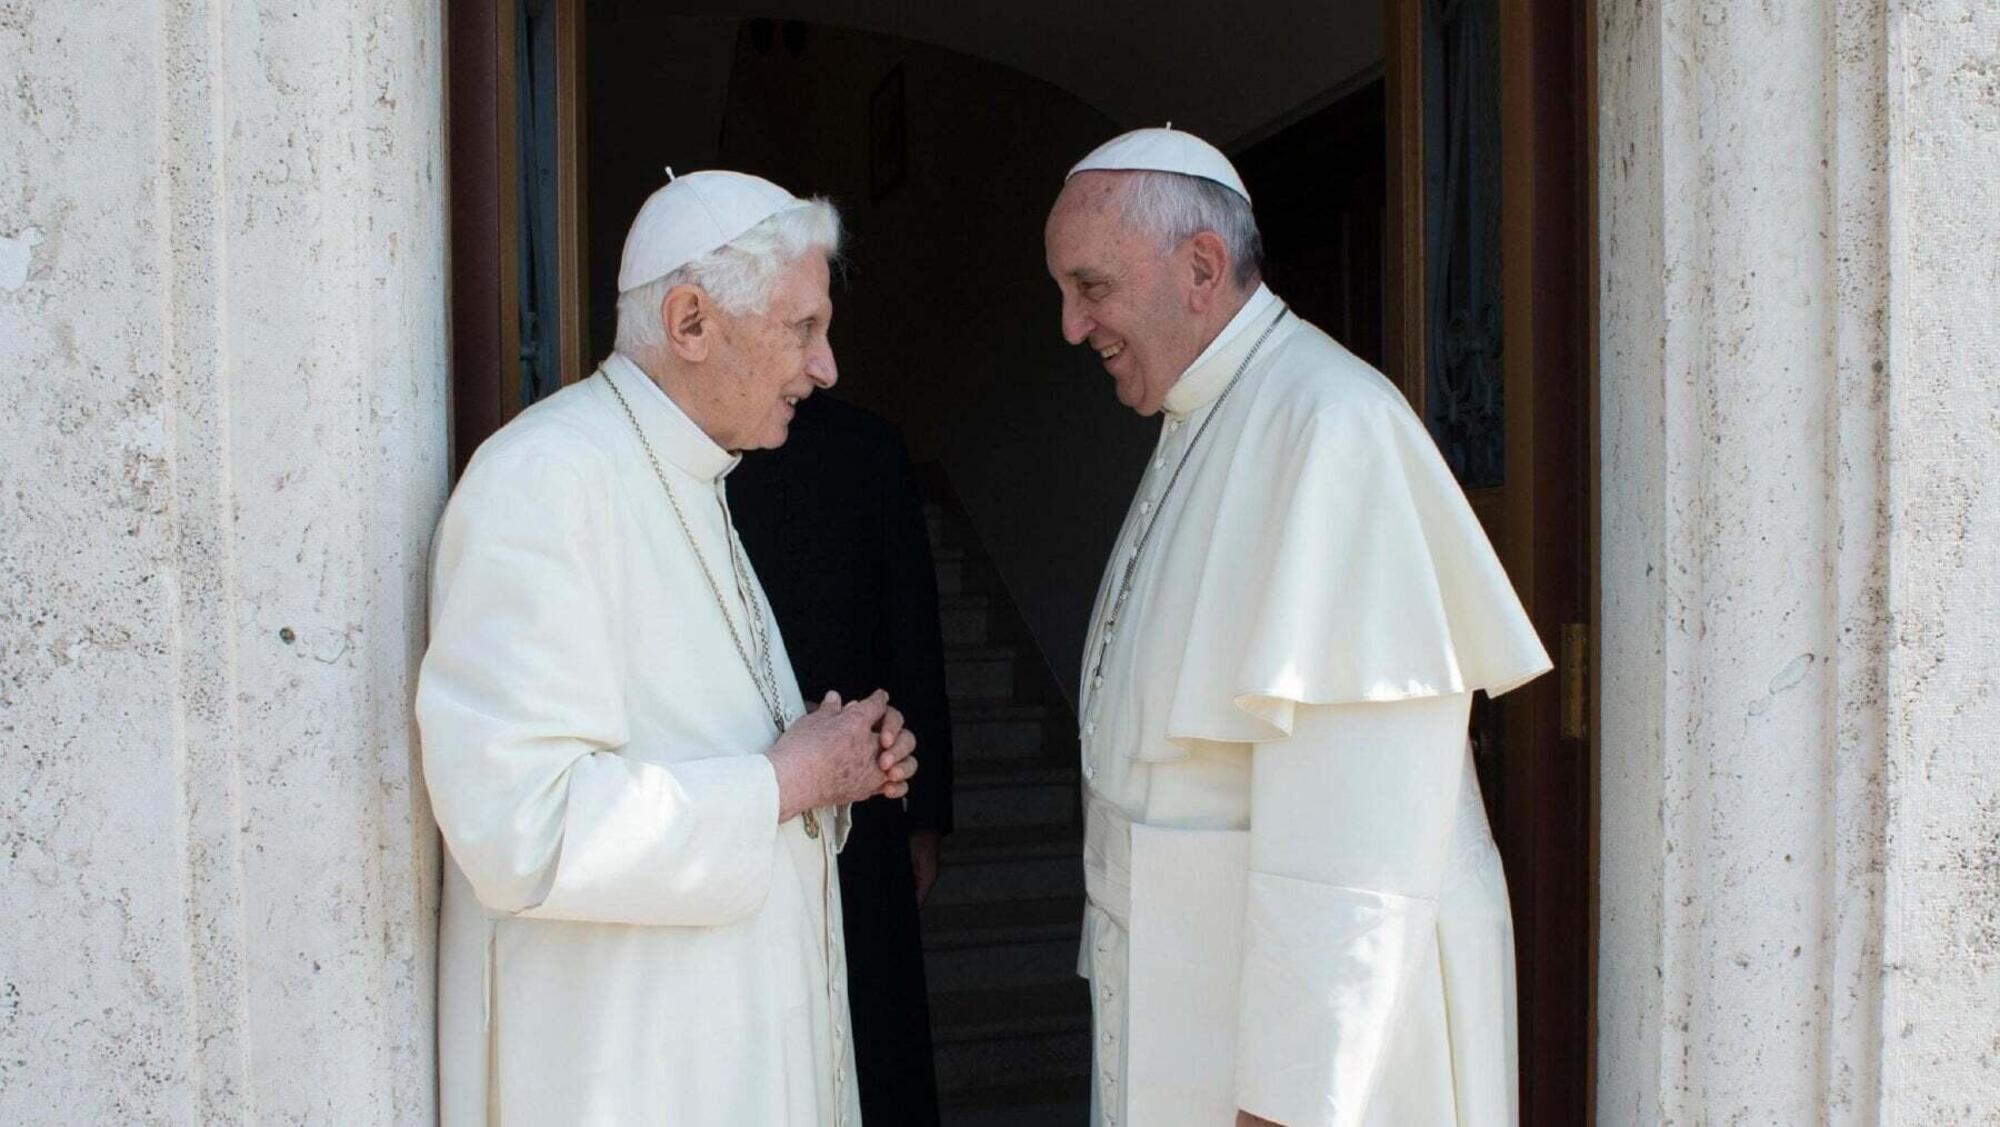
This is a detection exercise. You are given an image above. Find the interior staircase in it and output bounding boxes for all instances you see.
[921,487,1092,1126]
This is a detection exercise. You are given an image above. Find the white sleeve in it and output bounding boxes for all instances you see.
[416,447,780,928]
[1234,692,1471,1127]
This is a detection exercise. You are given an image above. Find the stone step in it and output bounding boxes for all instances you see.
[925,935,1080,993]
[955,765,1079,830]
[931,826,1083,908]
[923,894,1085,952]
[945,645,1024,701]
[951,702,1062,764]
[931,980,1093,1097]
[939,594,993,648]
[941,1085,1089,1127]
[934,546,998,596]
[922,483,1090,1124]
[936,1028,1089,1102]
[922,895,1084,994]
[925,502,978,555]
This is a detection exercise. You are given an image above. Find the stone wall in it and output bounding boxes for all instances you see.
[1597,0,1999,1120]
[4,0,1995,1122]
[1877,1,2000,1117]
[0,1,447,1121]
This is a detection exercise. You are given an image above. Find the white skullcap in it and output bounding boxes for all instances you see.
[617,169,802,292]
[1066,126,1251,204]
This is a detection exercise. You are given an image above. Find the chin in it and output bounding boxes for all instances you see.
[1112,373,1148,413]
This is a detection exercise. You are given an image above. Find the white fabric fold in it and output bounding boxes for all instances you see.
[1234,694,1474,1127]
[1077,297,1539,1127]
[1159,351,1549,749]
[419,447,783,928]
[1125,822,1251,1127]
[1079,315,1549,770]
[419,366,856,1126]
[1235,875,1438,1126]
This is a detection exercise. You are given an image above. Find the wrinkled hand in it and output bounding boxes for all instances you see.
[870,694,919,801]
[767,690,919,822]
[909,829,942,906]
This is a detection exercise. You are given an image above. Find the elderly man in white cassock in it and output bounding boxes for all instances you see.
[417,170,918,1126]
[1046,130,1552,1127]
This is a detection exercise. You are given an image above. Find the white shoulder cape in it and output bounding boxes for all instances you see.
[1155,322,1551,753]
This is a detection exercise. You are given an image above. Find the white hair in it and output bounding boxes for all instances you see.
[615,197,843,357]
[1117,170,1264,287]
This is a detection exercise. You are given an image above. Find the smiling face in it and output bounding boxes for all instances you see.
[1044,173,1217,416]
[684,253,838,451]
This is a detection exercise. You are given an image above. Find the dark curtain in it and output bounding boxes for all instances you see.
[1423,0,1505,489]
[518,0,562,406]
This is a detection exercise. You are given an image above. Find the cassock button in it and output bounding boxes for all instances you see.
[1139,500,1152,514]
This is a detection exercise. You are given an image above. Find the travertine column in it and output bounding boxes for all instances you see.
[1598,0,1999,1121]
[1,2,446,1122]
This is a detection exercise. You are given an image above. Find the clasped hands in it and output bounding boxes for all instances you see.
[767,689,919,823]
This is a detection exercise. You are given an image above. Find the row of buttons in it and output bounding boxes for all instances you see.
[1082,415,1185,785]
[1094,932,1122,1126]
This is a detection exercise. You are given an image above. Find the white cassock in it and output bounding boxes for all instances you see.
[1077,286,1551,1127]
[417,353,861,1127]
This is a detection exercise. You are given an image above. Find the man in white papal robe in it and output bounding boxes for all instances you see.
[1045,130,1552,1127]
[418,171,919,1126]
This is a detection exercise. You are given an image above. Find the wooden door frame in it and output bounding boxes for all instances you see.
[447,0,591,475]
[1383,0,1600,1121]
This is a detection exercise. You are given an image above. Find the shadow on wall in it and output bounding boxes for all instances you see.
[590,16,1151,708]
[937,276,1155,711]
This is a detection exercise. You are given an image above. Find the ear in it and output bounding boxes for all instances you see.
[662,284,713,363]
[1183,230,1231,314]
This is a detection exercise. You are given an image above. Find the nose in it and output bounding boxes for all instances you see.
[1060,293,1094,347]
[806,339,838,389]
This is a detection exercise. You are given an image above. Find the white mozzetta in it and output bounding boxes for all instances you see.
[0,1,447,1121]
[1076,301,1547,1125]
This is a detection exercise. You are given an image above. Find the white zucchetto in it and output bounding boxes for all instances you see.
[1066,126,1251,204]
[617,169,802,292]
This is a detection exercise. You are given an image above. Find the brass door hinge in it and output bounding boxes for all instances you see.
[1561,623,1588,740]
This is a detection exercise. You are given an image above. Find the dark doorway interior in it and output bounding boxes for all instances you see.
[448,1,1594,1121]
[1238,78,1390,371]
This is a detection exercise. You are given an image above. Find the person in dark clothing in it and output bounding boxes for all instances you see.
[730,391,953,1127]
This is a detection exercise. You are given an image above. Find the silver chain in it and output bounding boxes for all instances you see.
[602,372,826,861]
[601,373,793,737]
[1085,303,1290,704]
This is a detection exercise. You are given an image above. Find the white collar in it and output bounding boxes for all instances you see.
[599,352,742,482]
[1162,284,1280,418]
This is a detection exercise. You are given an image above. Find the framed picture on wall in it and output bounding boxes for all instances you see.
[870,63,907,201]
